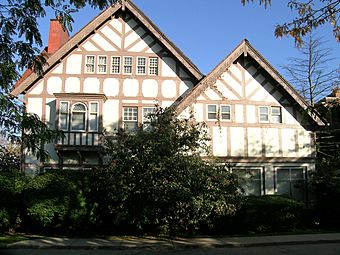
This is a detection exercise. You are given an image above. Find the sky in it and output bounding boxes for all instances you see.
[38,0,338,83]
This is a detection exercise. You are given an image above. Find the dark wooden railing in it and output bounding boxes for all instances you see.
[56,131,102,147]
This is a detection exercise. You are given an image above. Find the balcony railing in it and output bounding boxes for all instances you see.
[56,131,102,148]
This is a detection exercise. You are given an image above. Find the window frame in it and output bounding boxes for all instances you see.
[123,106,138,131]
[232,167,264,196]
[149,57,158,76]
[274,167,306,200]
[123,56,133,75]
[259,106,270,123]
[85,55,96,74]
[271,106,282,123]
[88,101,99,132]
[136,57,147,75]
[70,102,87,132]
[207,104,218,120]
[59,101,69,131]
[220,104,231,121]
[97,55,107,74]
[110,56,121,74]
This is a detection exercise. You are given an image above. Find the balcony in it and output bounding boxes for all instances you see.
[55,131,103,152]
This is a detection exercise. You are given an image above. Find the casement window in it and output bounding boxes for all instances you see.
[59,101,69,131]
[275,167,305,200]
[85,56,95,73]
[137,57,146,75]
[207,105,218,120]
[143,107,156,129]
[149,57,158,75]
[123,57,133,74]
[220,105,231,120]
[111,56,121,74]
[271,106,282,123]
[207,104,231,120]
[71,103,87,131]
[259,106,269,122]
[232,168,262,196]
[89,102,99,131]
[97,56,107,73]
[123,107,138,131]
[259,106,282,123]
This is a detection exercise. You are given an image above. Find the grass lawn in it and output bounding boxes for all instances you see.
[0,234,32,247]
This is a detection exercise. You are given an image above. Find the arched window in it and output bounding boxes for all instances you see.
[71,103,87,131]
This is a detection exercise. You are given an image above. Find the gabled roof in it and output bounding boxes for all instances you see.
[11,0,203,97]
[175,39,326,127]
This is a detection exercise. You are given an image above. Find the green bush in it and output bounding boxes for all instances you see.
[214,195,307,234]
[0,172,27,232]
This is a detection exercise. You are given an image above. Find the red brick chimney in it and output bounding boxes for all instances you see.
[47,18,69,54]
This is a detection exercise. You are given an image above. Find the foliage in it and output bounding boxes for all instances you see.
[0,142,20,172]
[0,0,116,159]
[242,0,340,45]
[101,107,242,235]
[0,172,27,232]
[312,150,340,228]
[282,32,339,106]
[216,195,307,234]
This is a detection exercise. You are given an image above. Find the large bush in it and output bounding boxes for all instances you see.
[101,108,242,235]
[312,150,340,229]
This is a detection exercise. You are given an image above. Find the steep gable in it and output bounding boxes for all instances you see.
[11,0,203,97]
[176,39,325,128]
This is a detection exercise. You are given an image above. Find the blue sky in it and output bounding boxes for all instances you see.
[39,0,338,78]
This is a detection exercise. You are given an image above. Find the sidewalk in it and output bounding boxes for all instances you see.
[3,233,340,250]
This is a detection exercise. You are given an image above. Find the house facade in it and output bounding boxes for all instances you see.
[11,0,325,199]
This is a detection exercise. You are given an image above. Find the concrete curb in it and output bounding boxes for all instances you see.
[2,234,340,250]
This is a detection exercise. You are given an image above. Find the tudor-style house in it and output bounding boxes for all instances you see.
[12,0,325,200]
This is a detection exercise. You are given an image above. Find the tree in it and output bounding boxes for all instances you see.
[0,0,115,161]
[100,107,242,235]
[282,32,339,107]
[242,0,340,45]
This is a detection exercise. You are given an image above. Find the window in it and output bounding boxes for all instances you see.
[259,106,269,122]
[259,106,282,123]
[149,57,158,75]
[232,168,262,196]
[71,103,87,131]
[271,106,282,123]
[137,57,146,75]
[89,102,99,131]
[143,107,156,129]
[221,105,231,120]
[123,57,133,74]
[59,101,69,131]
[97,56,107,73]
[276,167,305,200]
[207,105,218,120]
[207,104,231,120]
[123,107,138,131]
[111,56,120,74]
[85,56,95,73]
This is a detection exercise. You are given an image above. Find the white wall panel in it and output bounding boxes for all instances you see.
[92,34,116,51]
[66,54,82,74]
[29,80,44,95]
[248,128,262,157]
[161,57,177,77]
[65,77,80,93]
[83,78,100,93]
[27,98,43,118]
[103,99,119,132]
[103,78,120,96]
[212,127,228,156]
[282,129,296,157]
[47,77,62,95]
[234,104,244,123]
[123,79,139,97]
[264,128,280,157]
[230,127,244,156]
[162,80,176,98]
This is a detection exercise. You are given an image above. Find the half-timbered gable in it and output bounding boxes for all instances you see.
[12,0,202,173]
[176,40,325,198]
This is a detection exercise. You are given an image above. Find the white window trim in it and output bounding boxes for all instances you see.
[110,56,121,74]
[149,57,158,76]
[70,102,87,132]
[207,104,218,120]
[88,101,99,132]
[258,106,270,123]
[59,101,69,131]
[97,55,107,74]
[136,56,147,75]
[271,106,282,123]
[220,104,232,122]
[85,55,96,74]
[123,56,133,75]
